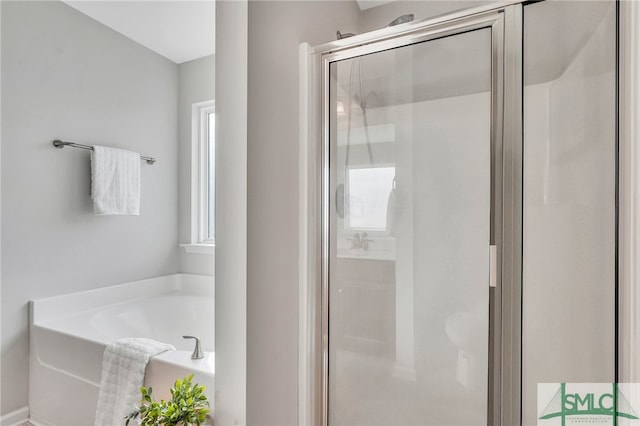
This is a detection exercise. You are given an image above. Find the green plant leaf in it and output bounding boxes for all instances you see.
[126,374,210,426]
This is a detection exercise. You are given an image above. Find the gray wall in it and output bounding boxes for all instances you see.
[246,2,360,424]
[1,0,179,414]
[178,55,215,276]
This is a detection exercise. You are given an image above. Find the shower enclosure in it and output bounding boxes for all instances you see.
[300,1,617,425]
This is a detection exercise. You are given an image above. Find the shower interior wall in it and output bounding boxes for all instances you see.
[308,1,617,425]
[521,2,616,425]
[330,92,492,425]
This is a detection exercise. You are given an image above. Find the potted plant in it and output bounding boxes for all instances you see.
[125,374,211,426]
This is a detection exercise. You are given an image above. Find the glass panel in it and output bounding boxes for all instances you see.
[522,2,616,425]
[328,28,492,425]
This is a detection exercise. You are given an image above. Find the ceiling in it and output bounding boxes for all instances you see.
[62,1,215,64]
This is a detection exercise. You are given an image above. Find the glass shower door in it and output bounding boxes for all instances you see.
[326,25,495,426]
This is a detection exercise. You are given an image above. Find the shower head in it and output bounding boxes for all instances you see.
[337,14,413,40]
[337,30,356,40]
[387,14,414,27]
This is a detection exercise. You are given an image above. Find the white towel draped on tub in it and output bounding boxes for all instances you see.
[91,145,141,215]
[95,338,175,426]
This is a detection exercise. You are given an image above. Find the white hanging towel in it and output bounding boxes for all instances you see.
[91,145,141,215]
[94,337,175,426]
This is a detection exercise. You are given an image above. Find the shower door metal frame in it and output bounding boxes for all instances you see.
[309,3,523,426]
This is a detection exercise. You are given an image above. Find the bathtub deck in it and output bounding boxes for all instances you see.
[29,273,214,426]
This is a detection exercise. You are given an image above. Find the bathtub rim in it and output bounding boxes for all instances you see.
[30,273,213,325]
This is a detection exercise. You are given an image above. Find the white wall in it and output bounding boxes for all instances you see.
[215,1,248,424]
[178,54,215,276]
[1,0,179,415]
[246,2,360,424]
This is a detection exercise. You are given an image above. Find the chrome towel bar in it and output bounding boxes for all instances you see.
[52,140,156,165]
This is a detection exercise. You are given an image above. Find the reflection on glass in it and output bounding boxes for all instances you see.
[329,28,492,425]
[346,166,395,231]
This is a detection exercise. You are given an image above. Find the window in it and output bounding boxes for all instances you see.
[191,100,215,246]
[206,111,215,241]
[346,165,395,231]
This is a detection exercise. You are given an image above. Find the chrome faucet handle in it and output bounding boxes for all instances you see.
[361,232,373,250]
[349,233,362,249]
[183,335,204,359]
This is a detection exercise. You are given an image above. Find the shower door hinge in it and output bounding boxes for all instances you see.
[489,245,497,288]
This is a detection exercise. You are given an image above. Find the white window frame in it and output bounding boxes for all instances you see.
[336,163,397,260]
[344,163,396,234]
[187,99,215,251]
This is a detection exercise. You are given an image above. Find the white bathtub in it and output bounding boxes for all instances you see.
[28,274,214,426]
